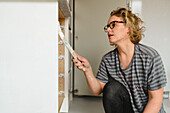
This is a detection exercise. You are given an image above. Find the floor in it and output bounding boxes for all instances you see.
[68,96,104,113]
[164,99,170,112]
[68,96,170,113]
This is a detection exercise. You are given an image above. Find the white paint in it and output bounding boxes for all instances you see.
[87,75,94,81]
[0,1,58,113]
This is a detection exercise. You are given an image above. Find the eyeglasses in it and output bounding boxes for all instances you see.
[104,21,125,32]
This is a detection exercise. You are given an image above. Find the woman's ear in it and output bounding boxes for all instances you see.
[126,26,131,35]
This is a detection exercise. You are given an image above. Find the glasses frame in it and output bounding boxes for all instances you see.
[104,21,125,32]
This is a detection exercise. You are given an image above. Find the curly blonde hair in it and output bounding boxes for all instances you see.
[110,7,145,44]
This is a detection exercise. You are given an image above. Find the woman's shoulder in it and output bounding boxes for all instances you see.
[103,48,117,58]
[136,43,160,58]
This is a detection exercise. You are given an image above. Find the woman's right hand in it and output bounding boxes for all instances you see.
[72,54,91,72]
[73,53,105,96]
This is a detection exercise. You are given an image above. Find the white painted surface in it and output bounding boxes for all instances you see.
[75,0,126,96]
[0,1,58,113]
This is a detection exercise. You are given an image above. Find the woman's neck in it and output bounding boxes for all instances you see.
[117,41,135,69]
[117,41,134,55]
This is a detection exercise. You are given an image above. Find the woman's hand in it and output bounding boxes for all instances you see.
[72,54,91,72]
[72,53,105,96]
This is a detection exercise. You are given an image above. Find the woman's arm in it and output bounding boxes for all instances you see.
[72,54,105,96]
[143,87,164,113]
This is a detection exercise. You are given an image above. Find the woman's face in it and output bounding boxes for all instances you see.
[106,15,130,45]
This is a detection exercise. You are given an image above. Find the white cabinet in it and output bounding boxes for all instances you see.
[0,0,72,113]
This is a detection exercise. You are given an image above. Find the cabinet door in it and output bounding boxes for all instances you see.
[74,0,126,96]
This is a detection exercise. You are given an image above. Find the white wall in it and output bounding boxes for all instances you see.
[141,0,170,91]
[0,1,58,113]
[75,0,126,96]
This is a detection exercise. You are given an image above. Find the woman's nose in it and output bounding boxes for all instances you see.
[106,27,112,33]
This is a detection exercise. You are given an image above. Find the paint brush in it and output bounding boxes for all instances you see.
[58,21,82,64]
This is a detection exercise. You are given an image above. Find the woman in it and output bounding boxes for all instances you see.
[73,7,167,113]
